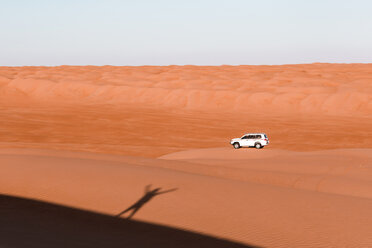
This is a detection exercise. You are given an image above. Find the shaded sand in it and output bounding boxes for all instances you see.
[1,64,372,247]
[1,149,372,247]
[0,194,255,248]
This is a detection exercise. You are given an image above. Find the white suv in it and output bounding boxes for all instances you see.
[230,133,269,149]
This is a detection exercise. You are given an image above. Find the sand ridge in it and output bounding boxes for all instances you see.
[1,64,371,117]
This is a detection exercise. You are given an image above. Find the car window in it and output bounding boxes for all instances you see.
[247,135,254,139]
[242,136,248,139]
[256,135,262,139]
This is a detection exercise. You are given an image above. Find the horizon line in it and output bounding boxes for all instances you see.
[1,62,371,68]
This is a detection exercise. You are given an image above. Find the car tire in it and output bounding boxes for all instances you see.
[255,143,262,149]
[233,143,240,149]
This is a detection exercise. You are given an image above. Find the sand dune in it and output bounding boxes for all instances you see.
[1,64,372,247]
[1,149,372,247]
[1,64,371,117]
[1,64,372,156]
[1,103,372,157]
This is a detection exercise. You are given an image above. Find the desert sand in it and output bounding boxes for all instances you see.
[1,64,372,247]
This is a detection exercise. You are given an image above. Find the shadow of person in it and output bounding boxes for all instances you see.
[116,185,178,219]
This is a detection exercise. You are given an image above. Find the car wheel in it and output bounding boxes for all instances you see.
[255,143,262,149]
[233,143,240,149]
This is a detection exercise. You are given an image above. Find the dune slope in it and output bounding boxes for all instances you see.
[1,150,372,248]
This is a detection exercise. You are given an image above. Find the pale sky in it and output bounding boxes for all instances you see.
[1,0,371,66]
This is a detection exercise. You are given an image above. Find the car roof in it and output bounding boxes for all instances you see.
[244,133,266,135]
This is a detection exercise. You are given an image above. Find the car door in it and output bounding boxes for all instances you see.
[247,135,256,146]
[240,135,250,147]
[252,135,262,146]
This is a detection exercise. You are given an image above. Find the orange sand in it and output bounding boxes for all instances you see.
[1,64,372,247]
